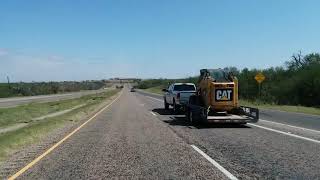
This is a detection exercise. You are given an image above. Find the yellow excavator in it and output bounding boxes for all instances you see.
[186,69,259,124]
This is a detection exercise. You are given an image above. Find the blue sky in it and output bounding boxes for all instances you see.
[0,0,319,82]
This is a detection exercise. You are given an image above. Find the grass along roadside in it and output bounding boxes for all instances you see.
[139,87,320,116]
[142,86,164,95]
[0,90,112,128]
[0,89,119,163]
[240,100,320,116]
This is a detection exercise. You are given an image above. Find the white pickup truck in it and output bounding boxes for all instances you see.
[163,83,196,113]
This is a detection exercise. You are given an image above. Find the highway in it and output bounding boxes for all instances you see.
[0,89,108,108]
[6,88,320,179]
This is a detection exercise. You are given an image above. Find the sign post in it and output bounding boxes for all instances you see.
[254,72,265,99]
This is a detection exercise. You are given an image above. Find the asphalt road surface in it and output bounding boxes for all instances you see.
[10,88,320,179]
[0,89,108,108]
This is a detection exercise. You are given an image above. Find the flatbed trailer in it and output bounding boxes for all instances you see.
[185,103,259,124]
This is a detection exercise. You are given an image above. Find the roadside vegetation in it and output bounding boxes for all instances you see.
[143,86,165,95]
[0,80,107,98]
[240,100,320,115]
[136,52,320,114]
[0,89,119,162]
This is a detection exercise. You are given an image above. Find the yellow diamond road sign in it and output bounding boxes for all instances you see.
[255,72,265,84]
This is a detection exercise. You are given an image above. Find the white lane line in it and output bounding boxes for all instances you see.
[191,145,238,180]
[143,94,238,179]
[248,123,320,144]
[260,119,320,134]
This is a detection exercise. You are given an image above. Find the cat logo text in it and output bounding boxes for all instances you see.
[215,89,233,101]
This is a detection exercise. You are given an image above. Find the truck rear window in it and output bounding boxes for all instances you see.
[173,84,195,91]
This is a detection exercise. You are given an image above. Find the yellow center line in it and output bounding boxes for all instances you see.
[8,90,123,180]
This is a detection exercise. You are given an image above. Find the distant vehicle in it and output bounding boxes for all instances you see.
[185,69,259,124]
[130,88,135,92]
[163,83,196,113]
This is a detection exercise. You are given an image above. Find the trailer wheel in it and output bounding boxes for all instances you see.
[201,108,208,122]
[188,111,193,123]
[188,110,199,125]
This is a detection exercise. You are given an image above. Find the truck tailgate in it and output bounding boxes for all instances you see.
[179,91,196,104]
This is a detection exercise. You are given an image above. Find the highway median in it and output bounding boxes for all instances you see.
[0,89,120,163]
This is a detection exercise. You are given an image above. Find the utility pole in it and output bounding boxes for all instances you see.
[7,76,11,89]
